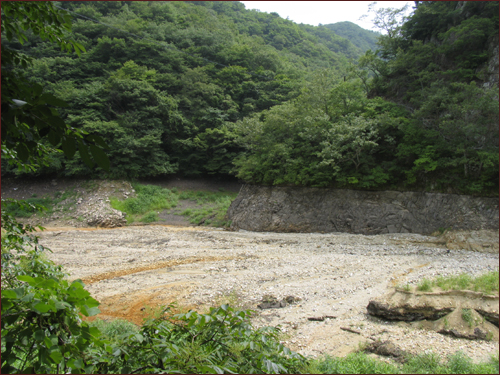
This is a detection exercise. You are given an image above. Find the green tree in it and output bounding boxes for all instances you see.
[1,2,109,373]
[1,1,109,173]
[360,1,499,194]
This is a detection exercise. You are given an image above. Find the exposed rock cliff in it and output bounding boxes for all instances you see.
[228,185,498,235]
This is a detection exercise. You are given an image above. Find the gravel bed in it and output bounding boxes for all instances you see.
[37,225,499,363]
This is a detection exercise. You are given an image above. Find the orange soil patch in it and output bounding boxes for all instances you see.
[80,255,238,285]
[80,255,244,325]
[84,283,201,325]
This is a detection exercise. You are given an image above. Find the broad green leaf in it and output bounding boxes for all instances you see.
[44,336,54,349]
[89,144,110,171]
[86,134,109,149]
[70,279,85,288]
[1,300,14,312]
[2,289,20,299]
[21,293,34,302]
[33,301,54,313]
[37,278,58,289]
[72,358,84,369]
[17,275,36,285]
[54,300,71,310]
[73,41,86,53]
[78,140,95,168]
[134,333,144,343]
[48,129,62,146]
[34,329,45,341]
[15,143,30,162]
[88,326,101,337]
[61,136,77,159]
[85,306,101,317]
[32,83,43,97]
[48,114,67,130]
[49,349,63,364]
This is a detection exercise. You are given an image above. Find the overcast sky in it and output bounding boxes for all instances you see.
[240,1,413,31]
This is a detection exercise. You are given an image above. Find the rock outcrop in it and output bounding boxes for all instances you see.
[227,185,498,235]
[367,289,499,341]
[367,289,499,326]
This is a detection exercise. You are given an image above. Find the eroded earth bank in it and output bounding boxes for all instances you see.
[37,225,499,363]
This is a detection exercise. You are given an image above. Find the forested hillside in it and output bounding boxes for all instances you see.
[323,21,380,53]
[2,1,498,195]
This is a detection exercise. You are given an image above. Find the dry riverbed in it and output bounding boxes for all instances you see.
[36,225,499,363]
[4,177,498,363]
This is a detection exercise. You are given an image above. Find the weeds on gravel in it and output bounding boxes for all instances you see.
[415,271,499,294]
[309,352,399,374]
[2,188,81,219]
[139,211,158,223]
[111,183,237,227]
[110,183,178,223]
[179,191,237,227]
[461,308,477,328]
[213,290,254,311]
[309,351,499,374]
[416,278,432,291]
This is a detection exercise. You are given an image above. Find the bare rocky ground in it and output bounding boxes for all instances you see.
[2,177,499,364]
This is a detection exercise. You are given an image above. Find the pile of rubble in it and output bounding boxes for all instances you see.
[76,181,132,228]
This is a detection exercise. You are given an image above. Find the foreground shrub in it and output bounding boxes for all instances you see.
[1,202,106,374]
[90,304,308,374]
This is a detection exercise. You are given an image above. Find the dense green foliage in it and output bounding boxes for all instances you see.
[324,21,380,53]
[230,68,408,188]
[1,0,362,179]
[2,3,498,373]
[1,202,107,373]
[3,1,497,194]
[360,1,499,194]
[87,304,308,374]
[1,1,109,174]
[232,1,498,194]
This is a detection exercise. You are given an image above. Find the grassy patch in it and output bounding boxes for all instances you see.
[411,271,498,294]
[309,351,499,374]
[110,183,178,223]
[2,187,81,219]
[139,211,158,223]
[460,308,482,328]
[111,183,237,227]
[416,278,433,292]
[2,197,53,217]
[435,271,498,294]
[178,189,237,227]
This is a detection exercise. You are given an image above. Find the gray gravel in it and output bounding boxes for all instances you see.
[38,225,499,363]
